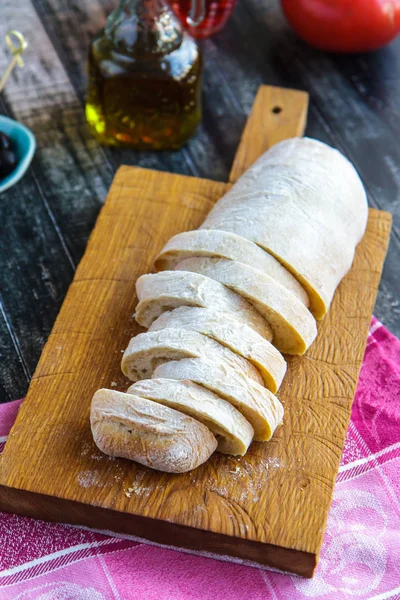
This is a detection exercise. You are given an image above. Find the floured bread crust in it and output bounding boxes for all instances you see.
[149,307,286,392]
[121,328,263,385]
[128,378,254,455]
[201,138,368,319]
[153,358,284,442]
[91,389,217,473]
[154,229,309,306]
[135,270,273,340]
[174,257,317,355]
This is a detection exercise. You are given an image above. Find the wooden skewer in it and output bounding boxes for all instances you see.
[0,30,28,94]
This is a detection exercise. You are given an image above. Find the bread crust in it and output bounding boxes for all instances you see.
[201,138,368,319]
[154,229,309,306]
[149,307,286,392]
[153,358,284,442]
[174,257,317,355]
[129,378,254,455]
[121,328,263,385]
[91,389,217,473]
[135,270,273,340]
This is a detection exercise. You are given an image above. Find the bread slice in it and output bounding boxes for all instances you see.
[174,258,317,355]
[128,378,254,455]
[91,389,217,473]
[153,358,284,442]
[149,307,286,393]
[153,229,309,306]
[201,138,368,319]
[135,270,273,340]
[121,328,263,385]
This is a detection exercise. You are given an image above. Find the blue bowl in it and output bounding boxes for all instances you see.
[0,115,36,193]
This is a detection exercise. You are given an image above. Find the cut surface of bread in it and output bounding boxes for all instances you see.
[174,257,317,355]
[128,378,254,455]
[149,307,286,393]
[200,137,368,319]
[153,358,284,442]
[121,328,263,385]
[135,270,272,340]
[154,229,309,306]
[91,389,217,473]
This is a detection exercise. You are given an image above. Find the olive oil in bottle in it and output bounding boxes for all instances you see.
[86,0,202,150]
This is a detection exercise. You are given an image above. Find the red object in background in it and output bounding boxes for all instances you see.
[170,0,236,38]
[281,0,400,53]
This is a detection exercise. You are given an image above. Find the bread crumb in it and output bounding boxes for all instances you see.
[111,381,117,387]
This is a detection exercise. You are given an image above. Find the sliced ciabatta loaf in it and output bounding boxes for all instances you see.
[149,307,286,393]
[91,389,217,473]
[200,138,368,319]
[121,328,263,385]
[174,258,317,355]
[135,270,273,340]
[128,378,254,455]
[153,358,284,442]
[154,230,309,306]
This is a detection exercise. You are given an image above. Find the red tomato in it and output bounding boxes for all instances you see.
[281,0,400,53]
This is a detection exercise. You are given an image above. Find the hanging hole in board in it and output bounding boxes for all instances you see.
[272,106,282,114]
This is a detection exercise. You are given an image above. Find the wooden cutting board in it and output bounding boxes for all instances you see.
[0,86,392,578]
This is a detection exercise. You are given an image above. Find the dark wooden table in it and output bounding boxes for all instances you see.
[1,0,399,404]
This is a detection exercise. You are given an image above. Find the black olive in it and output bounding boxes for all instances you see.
[0,148,18,178]
[0,131,12,151]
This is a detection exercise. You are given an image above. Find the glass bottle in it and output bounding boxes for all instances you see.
[86,0,202,150]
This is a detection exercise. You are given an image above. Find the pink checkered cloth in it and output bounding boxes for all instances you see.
[0,317,399,599]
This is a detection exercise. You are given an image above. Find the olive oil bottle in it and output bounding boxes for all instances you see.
[86,0,202,150]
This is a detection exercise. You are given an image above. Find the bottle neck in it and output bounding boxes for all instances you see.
[105,0,183,57]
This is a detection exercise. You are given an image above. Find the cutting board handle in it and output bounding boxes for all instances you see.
[229,85,309,184]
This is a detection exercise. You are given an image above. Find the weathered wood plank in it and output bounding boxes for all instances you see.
[0,305,30,404]
[0,0,113,265]
[0,1,112,402]
[0,92,76,402]
[0,103,75,384]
